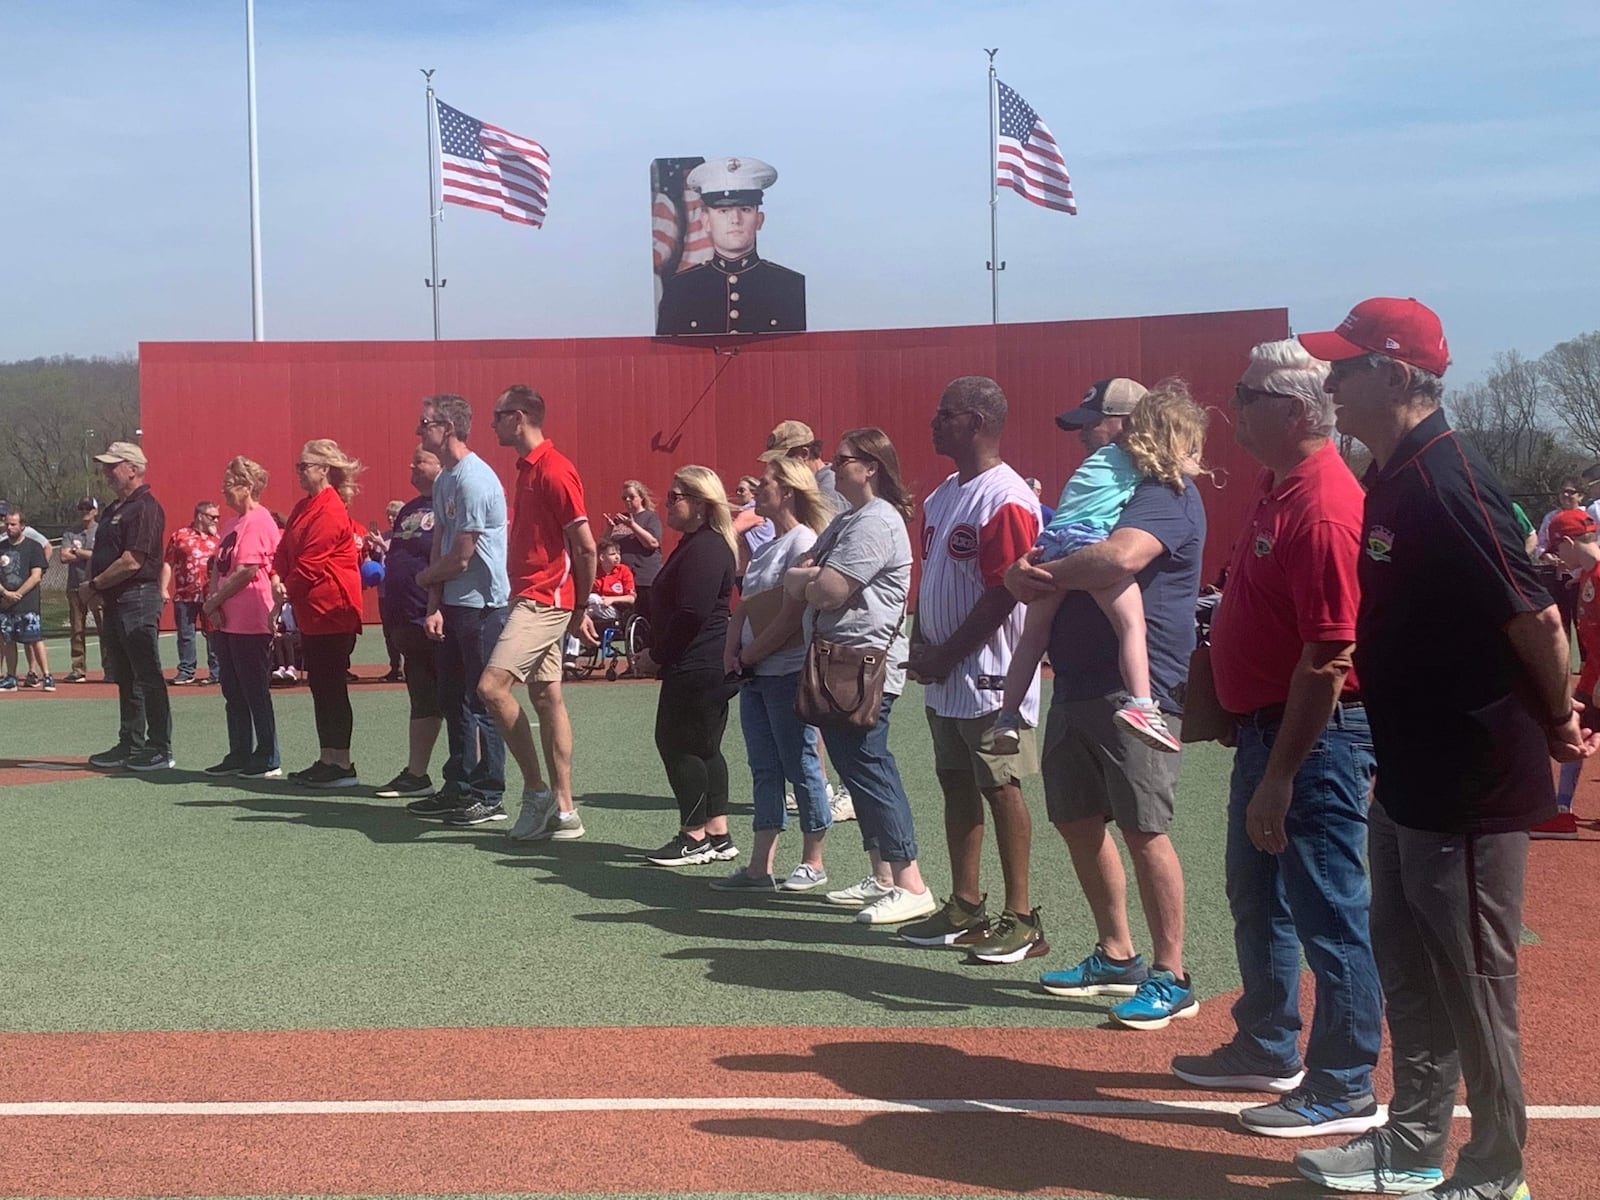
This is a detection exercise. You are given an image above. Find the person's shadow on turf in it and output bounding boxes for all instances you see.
[694,1108,1295,1197]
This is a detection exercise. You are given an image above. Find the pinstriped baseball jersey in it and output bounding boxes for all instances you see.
[918,463,1041,720]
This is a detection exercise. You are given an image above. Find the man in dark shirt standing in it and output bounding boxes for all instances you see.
[81,441,172,771]
[1293,299,1594,1200]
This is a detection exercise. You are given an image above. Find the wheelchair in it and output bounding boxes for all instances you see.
[563,610,649,681]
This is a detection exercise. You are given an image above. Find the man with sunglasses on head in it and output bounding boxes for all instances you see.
[1291,298,1596,1200]
[1171,339,1384,1150]
[408,394,511,828]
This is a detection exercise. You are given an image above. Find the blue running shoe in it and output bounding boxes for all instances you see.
[1039,945,1148,997]
[1110,969,1199,1029]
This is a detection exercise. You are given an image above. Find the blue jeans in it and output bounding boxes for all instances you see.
[173,599,218,679]
[740,672,831,834]
[215,631,278,770]
[437,604,507,805]
[820,693,917,864]
[1226,702,1382,1101]
[101,582,170,754]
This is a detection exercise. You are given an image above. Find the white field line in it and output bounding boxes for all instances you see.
[2,1097,1599,1119]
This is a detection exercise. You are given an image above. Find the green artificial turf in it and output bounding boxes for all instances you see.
[3,632,1240,1033]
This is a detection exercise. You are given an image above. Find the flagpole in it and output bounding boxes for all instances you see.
[245,0,264,340]
[985,48,1001,325]
[423,69,443,340]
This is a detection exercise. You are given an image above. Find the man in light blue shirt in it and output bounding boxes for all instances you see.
[411,394,512,825]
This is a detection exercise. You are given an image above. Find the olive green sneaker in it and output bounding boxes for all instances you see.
[899,893,990,947]
[968,907,1050,964]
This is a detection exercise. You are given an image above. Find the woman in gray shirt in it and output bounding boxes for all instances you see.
[785,427,934,927]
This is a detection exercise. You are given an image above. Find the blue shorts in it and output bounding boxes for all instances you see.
[0,609,42,644]
[1034,521,1107,563]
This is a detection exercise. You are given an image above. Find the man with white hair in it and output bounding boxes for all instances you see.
[1169,340,1384,1146]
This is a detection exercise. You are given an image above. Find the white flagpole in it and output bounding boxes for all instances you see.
[245,0,265,340]
[985,48,1003,325]
[423,69,444,340]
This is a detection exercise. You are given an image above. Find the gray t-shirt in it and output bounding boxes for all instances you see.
[740,522,817,677]
[802,498,912,696]
[431,451,510,609]
[61,522,97,588]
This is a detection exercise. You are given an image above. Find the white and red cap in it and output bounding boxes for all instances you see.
[1298,297,1450,377]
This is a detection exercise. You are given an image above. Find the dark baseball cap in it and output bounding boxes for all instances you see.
[1055,378,1148,430]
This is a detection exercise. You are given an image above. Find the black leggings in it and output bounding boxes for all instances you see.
[654,669,736,829]
[302,631,357,751]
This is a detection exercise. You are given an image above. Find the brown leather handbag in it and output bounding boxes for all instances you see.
[795,637,889,730]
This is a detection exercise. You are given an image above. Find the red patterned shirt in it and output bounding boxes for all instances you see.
[163,524,219,604]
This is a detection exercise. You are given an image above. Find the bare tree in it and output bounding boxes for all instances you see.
[1542,332,1600,458]
[0,356,139,525]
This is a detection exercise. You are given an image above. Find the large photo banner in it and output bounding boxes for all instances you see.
[650,155,806,336]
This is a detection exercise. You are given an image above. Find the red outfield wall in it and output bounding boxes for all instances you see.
[140,308,1288,618]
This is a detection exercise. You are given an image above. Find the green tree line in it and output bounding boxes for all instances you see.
[0,355,139,531]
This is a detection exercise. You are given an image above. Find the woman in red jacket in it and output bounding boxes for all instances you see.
[274,439,364,787]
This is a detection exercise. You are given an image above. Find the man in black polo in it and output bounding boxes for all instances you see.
[81,441,172,771]
[1292,299,1594,1200]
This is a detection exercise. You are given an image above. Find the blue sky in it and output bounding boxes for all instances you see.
[3,0,1597,383]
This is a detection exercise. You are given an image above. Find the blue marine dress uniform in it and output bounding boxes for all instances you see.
[656,157,806,336]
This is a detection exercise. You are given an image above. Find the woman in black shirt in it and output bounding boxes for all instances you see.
[633,466,739,868]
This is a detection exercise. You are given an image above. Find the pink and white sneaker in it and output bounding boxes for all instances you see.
[1116,701,1182,753]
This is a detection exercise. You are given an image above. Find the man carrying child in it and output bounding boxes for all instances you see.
[1006,377,1208,1030]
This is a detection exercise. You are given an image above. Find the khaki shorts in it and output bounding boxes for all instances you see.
[486,598,571,685]
[926,708,1038,791]
[1041,694,1182,834]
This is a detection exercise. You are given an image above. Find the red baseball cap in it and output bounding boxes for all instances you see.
[1298,297,1451,377]
[1548,509,1597,542]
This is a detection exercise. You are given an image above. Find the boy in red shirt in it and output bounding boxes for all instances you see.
[1545,507,1600,837]
[587,537,637,623]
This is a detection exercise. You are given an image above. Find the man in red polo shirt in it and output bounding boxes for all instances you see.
[1170,339,1385,1151]
[479,384,598,843]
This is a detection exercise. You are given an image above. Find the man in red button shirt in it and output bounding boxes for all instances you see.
[1170,339,1385,1148]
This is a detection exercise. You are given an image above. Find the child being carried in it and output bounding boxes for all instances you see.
[993,379,1208,755]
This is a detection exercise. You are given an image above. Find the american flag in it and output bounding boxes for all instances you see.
[435,98,549,228]
[651,190,712,274]
[995,81,1076,215]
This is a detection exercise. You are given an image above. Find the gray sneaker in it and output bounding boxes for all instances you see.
[549,809,586,841]
[1294,1130,1445,1194]
[709,869,777,892]
[507,788,556,840]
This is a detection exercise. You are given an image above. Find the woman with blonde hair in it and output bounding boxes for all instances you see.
[714,456,835,892]
[273,439,364,787]
[784,427,935,925]
[634,465,741,867]
[201,456,283,778]
[606,479,664,619]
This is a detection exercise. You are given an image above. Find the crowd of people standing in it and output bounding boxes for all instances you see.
[3,295,1584,1200]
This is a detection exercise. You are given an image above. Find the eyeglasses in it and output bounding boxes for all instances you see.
[294,461,321,472]
[491,409,518,422]
[1233,383,1297,406]
[832,453,870,468]
[664,488,690,503]
[1562,488,1583,496]
[932,408,976,423]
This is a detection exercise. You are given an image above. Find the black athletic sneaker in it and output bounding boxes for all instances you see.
[375,770,434,799]
[203,758,245,777]
[126,748,175,772]
[302,762,359,789]
[647,832,717,866]
[708,833,739,861]
[407,788,466,817]
[87,744,132,769]
[445,800,508,826]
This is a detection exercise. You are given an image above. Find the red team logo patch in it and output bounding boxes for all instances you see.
[946,523,980,560]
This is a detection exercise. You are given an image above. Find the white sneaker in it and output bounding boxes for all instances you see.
[784,789,798,814]
[549,809,586,841]
[781,864,829,892]
[829,786,856,823]
[855,886,938,925]
[824,876,894,907]
[507,788,556,840]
